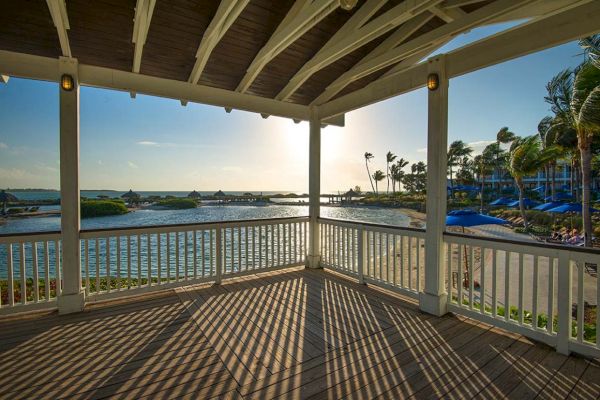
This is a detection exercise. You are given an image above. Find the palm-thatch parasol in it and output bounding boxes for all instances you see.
[0,190,18,215]
[214,190,226,197]
[188,190,201,199]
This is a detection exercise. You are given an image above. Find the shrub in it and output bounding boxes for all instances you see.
[81,200,128,218]
[156,198,197,209]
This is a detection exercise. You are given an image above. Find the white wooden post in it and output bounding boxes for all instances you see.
[556,250,572,355]
[216,228,222,284]
[57,57,85,314]
[357,225,366,284]
[420,55,449,316]
[307,107,321,268]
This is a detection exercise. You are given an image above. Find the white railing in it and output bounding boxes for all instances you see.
[319,218,425,299]
[444,232,600,358]
[79,217,309,302]
[0,231,62,313]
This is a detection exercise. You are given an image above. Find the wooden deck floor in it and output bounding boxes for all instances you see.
[0,267,599,399]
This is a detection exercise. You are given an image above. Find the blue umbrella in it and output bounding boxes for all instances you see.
[533,201,564,211]
[547,203,599,214]
[446,209,508,227]
[489,197,514,206]
[544,192,573,201]
[507,198,538,208]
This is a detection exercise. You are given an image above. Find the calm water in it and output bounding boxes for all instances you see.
[0,204,411,279]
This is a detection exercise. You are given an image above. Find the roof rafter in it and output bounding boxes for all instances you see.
[188,0,249,86]
[276,0,444,101]
[132,0,156,74]
[441,0,486,8]
[46,0,71,57]
[319,0,600,119]
[311,12,434,105]
[428,4,467,22]
[236,0,339,94]
[311,0,537,104]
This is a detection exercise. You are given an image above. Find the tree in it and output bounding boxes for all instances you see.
[474,152,494,212]
[447,140,473,191]
[372,170,386,195]
[507,135,559,229]
[386,151,397,193]
[391,158,409,192]
[482,142,506,195]
[571,56,600,246]
[364,152,375,194]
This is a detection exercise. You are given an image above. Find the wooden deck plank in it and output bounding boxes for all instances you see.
[0,268,597,400]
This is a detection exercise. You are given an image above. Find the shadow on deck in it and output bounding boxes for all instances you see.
[0,267,598,399]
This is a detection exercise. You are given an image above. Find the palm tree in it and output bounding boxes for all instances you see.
[507,135,559,229]
[372,170,386,195]
[474,153,494,213]
[385,151,397,193]
[364,152,375,194]
[537,116,554,198]
[482,142,506,195]
[571,58,600,247]
[447,140,473,191]
[392,158,409,192]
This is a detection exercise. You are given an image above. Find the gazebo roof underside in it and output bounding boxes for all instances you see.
[0,0,599,122]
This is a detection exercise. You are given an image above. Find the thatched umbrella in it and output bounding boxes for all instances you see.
[0,190,18,215]
[121,189,140,204]
[214,190,226,197]
[188,190,201,199]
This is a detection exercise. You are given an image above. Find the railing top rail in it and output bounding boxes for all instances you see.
[79,216,309,236]
[444,231,600,256]
[0,230,61,240]
[318,217,426,234]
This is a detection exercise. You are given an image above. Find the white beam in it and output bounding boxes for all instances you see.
[314,0,535,106]
[132,0,156,73]
[420,54,448,316]
[307,107,321,269]
[441,0,484,9]
[319,0,600,118]
[0,75,8,84]
[236,0,338,93]
[46,0,71,57]
[0,51,343,124]
[379,37,451,79]
[311,12,434,105]
[428,5,467,22]
[57,57,85,314]
[276,0,444,101]
[188,0,249,85]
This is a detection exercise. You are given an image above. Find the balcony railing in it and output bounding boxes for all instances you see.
[1,216,599,359]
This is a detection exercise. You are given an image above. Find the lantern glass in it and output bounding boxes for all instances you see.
[61,74,74,91]
[427,73,439,91]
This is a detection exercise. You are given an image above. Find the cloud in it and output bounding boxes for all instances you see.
[467,140,495,155]
[127,161,139,169]
[0,142,7,149]
[137,141,161,146]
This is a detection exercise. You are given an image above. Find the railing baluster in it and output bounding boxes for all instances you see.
[84,240,89,296]
[446,242,452,304]
[106,237,111,293]
[416,238,421,292]
[216,228,222,284]
[55,240,61,295]
[175,232,180,281]
[185,231,189,280]
[210,229,214,276]
[532,255,539,328]
[147,234,152,286]
[577,261,584,343]
[468,246,474,309]
[7,244,14,306]
[548,257,555,333]
[32,242,39,303]
[116,236,121,291]
[127,235,131,288]
[44,241,50,301]
[202,230,206,278]
[166,233,171,282]
[20,242,26,304]
[137,234,141,287]
[492,249,497,317]
[157,233,162,284]
[457,243,462,307]
[238,227,242,273]
[408,237,413,291]
[504,250,510,321]
[193,230,197,279]
[480,247,486,314]
[96,238,100,293]
[400,235,404,288]
[518,252,524,324]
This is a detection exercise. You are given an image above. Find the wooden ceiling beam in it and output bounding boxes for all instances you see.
[188,0,249,86]
[319,0,600,119]
[276,0,443,101]
[428,5,467,22]
[132,0,156,74]
[46,0,71,57]
[311,0,536,105]
[311,12,434,105]
[236,0,339,94]
[441,0,486,8]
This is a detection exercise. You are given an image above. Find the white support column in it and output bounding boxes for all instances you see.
[420,55,449,316]
[57,57,85,314]
[307,107,321,268]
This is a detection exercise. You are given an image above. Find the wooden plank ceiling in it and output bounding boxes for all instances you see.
[0,0,492,106]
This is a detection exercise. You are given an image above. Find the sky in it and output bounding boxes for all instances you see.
[0,20,587,194]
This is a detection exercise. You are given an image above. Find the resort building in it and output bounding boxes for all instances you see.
[1,1,599,398]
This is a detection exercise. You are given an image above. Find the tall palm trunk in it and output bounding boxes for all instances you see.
[386,163,390,194]
[581,142,593,247]
[516,178,528,229]
[366,161,375,194]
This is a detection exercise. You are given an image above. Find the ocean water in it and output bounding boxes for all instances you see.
[7,190,297,201]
